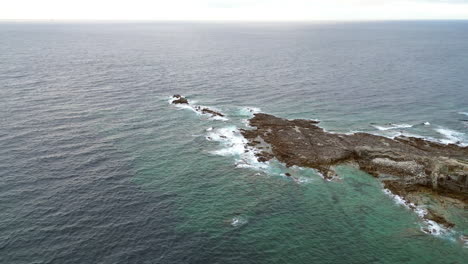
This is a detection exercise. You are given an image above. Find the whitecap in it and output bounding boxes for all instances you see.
[434,127,467,146]
[231,216,248,227]
[372,123,413,131]
[458,112,468,117]
[375,128,468,148]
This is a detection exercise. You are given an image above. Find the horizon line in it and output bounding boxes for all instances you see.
[1,18,468,23]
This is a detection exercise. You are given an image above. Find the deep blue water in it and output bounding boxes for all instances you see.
[0,21,467,264]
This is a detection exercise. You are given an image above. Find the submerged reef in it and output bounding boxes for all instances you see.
[241,113,468,230]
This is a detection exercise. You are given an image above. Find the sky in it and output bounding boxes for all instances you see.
[1,0,468,21]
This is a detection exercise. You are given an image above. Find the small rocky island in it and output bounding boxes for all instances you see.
[170,95,467,231]
[171,95,225,118]
[242,113,468,229]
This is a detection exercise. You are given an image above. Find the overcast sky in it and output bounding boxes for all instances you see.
[1,0,468,21]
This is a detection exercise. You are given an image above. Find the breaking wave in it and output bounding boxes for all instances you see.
[383,189,455,238]
[434,127,467,146]
[372,123,413,131]
[205,126,269,170]
[371,124,467,147]
[238,107,261,117]
[230,216,248,227]
[205,126,318,184]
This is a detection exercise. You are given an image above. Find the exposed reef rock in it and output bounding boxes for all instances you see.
[241,113,468,228]
[195,106,225,117]
[171,95,225,118]
[172,94,188,104]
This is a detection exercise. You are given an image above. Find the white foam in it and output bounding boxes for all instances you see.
[460,235,468,248]
[211,115,229,121]
[282,172,313,184]
[458,112,468,117]
[193,105,228,120]
[238,107,261,117]
[396,132,430,140]
[374,128,468,148]
[293,176,313,184]
[383,189,454,237]
[312,171,339,182]
[206,126,269,170]
[206,127,317,185]
[168,96,197,105]
[434,127,467,146]
[168,96,176,104]
[423,122,431,126]
[373,123,413,131]
[168,96,228,121]
[239,107,261,128]
[231,216,248,227]
[168,96,195,111]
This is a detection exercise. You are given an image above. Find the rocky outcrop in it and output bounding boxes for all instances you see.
[241,113,468,228]
[195,106,225,117]
[172,94,188,104]
[171,95,225,118]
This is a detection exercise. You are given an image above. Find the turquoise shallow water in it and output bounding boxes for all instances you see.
[1,21,467,263]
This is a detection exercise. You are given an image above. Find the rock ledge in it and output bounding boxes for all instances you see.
[241,113,468,229]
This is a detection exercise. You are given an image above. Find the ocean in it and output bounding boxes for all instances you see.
[0,21,467,263]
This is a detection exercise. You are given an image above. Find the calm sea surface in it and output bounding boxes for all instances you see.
[1,21,467,263]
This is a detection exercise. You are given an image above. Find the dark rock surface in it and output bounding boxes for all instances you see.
[195,106,225,117]
[242,113,468,227]
[172,95,188,104]
[171,95,225,118]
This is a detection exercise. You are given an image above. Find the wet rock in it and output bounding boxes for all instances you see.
[193,105,224,117]
[242,113,468,227]
[172,95,188,104]
[201,108,224,117]
[171,95,226,118]
[426,209,455,228]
